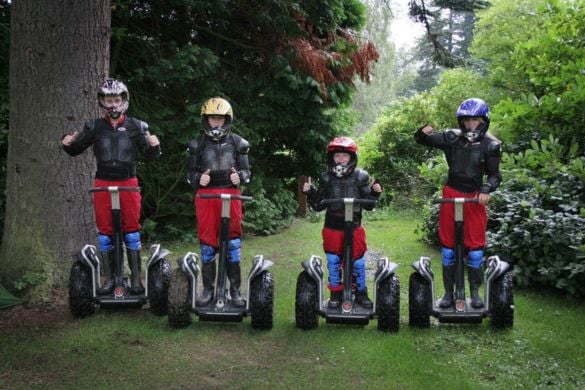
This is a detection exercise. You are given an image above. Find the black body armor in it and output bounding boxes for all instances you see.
[63,117,160,180]
[307,168,380,230]
[414,128,502,194]
[187,133,251,189]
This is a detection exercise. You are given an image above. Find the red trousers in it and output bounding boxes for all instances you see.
[195,187,243,247]
[322,225,367,259]
[438,185,486,249]
[93,177,141,235]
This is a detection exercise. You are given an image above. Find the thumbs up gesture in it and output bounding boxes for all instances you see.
[230,167,240,186]
[61,131,79,146]
[371,177,382,193]
[145,131,160,147]
[302,177,312,193]
[199,169,211,187]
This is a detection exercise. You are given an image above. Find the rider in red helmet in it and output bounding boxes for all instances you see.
[303,136,382,309]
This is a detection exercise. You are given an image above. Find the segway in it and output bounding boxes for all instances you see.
[68,186,171,318]
[295,198,400,332]
[409,197,514,328]
[167,193,274,329]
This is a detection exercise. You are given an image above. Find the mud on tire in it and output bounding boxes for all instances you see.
[376,274,400,332]
[167,269,192,329]
[408,272,431,328]
[148,258,171,316]
[69,260,95,318]
[489,271,514,329]
[295,271,319,330]
[250,271,274,330]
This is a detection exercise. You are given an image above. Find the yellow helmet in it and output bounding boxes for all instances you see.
[201,97,233,140]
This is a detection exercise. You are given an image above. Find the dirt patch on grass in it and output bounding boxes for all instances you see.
[0,288,70,330]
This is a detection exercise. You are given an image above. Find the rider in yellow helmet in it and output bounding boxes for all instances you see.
[186,97,250,307]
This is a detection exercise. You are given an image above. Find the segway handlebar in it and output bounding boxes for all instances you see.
[89,186,140,193]
[197,193,253,202]
[320,198,377,207]
[432,197,479,204]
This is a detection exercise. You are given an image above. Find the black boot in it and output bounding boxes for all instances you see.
[196,261,216,306]
[439,265,456,308]
[356,288,373,309]
[127,249,145,294]
[227,262,245,307]
[468,266,485,308]
[328,290,342,309]
[97,251,115,295]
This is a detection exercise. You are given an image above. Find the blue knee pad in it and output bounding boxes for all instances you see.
[200,244,216,263]
[228,238,241,263]
[124,232,142,251]
[98,234,113,251]
[352,256,366,292]
[442,247,455,266]
[326,253,342,289]
[467,249,484,269]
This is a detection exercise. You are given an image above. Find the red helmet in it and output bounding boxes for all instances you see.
[327,136,358,177]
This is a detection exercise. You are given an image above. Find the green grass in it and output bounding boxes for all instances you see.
[1,209,585,389]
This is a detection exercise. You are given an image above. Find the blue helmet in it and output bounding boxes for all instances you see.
[456,98,490,142]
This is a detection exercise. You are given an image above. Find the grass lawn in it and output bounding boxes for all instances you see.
[1,209,584,389]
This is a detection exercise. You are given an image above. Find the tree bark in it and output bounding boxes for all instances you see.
[1,0,111,302]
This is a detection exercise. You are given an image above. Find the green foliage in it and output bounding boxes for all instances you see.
[241,175,297,235]
[12,271,47,292]
[472,0,585,149]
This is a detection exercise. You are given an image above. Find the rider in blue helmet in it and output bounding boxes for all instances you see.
[414,98,502,309]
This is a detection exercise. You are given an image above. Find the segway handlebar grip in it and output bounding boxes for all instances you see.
[197,193,253,202]
[431,198,479,203]
[432,197,479,204]
[89,186,140,193]
[320,198,377,207]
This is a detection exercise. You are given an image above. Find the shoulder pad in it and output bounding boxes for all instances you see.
[128,118,148,133]
[485,140,502,156]
[232,134,250,154]
[319,172,330,186]
[444,128,461,143]
[355,169,370,185]
[84,120,95,131]
[187,137,204,154]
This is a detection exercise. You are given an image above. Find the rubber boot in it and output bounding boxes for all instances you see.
[196,261,216,306]
[97,251,115,295]
[227,262,245,307]
[127,249,145,294]
[439,265,456,308]
[355,288,373,309]
[328,290,342,309]
[468,266,485,308]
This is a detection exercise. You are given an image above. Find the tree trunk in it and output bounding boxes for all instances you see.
[1,0,111,302]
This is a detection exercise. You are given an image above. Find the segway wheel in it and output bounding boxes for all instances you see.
[250,271,274,330]
[68,260,95,318]
[295,271,319,330]
[376,274,400,333]
[148,258,171,316]
[489,271,514,329]
[408,272,431,328]
[167,269,192,329]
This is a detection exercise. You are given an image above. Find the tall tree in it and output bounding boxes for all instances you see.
[408,0,488,91]
[0,1,111,301]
